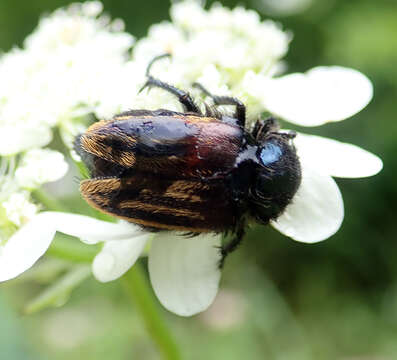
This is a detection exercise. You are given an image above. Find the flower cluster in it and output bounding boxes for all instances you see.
[0,1,135,244]
[131,0,291,116]
[0,1,382,316]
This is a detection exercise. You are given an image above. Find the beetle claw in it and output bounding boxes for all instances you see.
[139,81,151,94]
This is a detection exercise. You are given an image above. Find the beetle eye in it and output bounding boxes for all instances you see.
[259,142,282,166]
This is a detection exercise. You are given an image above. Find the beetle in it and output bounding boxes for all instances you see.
[75,54,301,267]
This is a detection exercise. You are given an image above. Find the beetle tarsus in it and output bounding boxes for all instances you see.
[218,225,245,268]
[193,82,246,127]
[141,54,201,114]
[145,53,171,77]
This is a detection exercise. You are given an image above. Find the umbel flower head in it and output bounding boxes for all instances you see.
[0,1,382,316]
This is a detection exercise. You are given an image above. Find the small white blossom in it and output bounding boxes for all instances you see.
[2,192,38,227]
[0,2,136,285]
[130,1,374,129]
[132,0,291,114]
[0,1,135,256]
[15,149,69,189]
[0,123,53,157]
[0,1,135,151]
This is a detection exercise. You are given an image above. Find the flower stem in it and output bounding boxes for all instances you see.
[24,265,91,314]
[121,264,181,360]
[47,234,100,263]
[32,188,69,212]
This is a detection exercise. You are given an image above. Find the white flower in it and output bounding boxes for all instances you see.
[0,123,53,157]
[93,231,221,316]
[0,1,135,251]
[0,212,221,317]
[2,192,38,227]
[131,1,374,130]
[0,1,383,318]
[0,1,135,153]
[132,0,291,112]
[15,149,68,189]
[271,134,382,242]
[256,67,374,126]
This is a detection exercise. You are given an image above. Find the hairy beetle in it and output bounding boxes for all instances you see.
[75,55,301,266]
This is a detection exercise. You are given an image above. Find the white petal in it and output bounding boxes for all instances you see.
[92,235,149,282]
[271,165,344,243]
[0,211,145,281]
[41,212,144,244]
[295,133,383,178]
[0,213,56,281]
[263,67,373,126]
[148,233,221,317]
[15,149,69,189]
[0,124,52,156]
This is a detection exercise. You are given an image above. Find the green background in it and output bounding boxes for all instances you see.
[1,0,396,359]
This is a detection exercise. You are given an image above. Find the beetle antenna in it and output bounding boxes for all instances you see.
[253,117,280,140]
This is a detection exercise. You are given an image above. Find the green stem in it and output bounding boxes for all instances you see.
[121,264,181,360]
[24,265,91,314]
[47,234,100,263]
[32,188,69,212]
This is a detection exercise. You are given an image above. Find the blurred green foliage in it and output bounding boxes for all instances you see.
[1,0,396,359]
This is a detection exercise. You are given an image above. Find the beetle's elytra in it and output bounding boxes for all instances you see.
[75,54,301,266]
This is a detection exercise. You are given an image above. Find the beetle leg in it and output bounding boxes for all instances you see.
[218,224,245,268]
[193,82,246,127]
[140,77,201,114]
[140,54,201,114]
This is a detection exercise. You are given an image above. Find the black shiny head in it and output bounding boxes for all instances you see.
[248,118,301,223]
